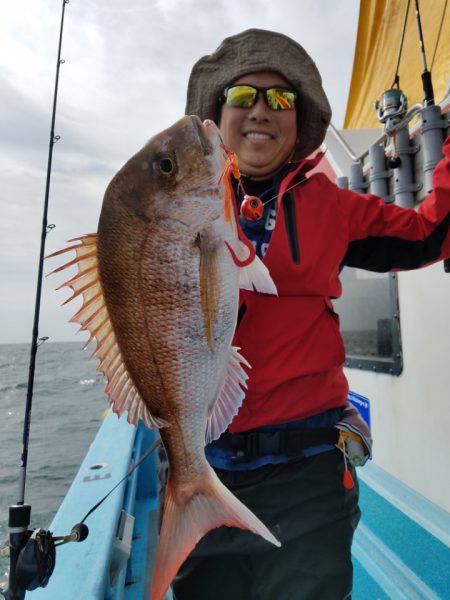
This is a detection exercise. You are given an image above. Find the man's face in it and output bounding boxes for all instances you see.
[219,72,298,179]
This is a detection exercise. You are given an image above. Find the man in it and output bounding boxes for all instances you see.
[159,28,450,600]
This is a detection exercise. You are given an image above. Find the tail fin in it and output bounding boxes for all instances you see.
[150,467,280,600]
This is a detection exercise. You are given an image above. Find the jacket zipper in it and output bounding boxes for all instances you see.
[282,191,301,264]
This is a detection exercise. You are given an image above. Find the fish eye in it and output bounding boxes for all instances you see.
[155,153,177,176]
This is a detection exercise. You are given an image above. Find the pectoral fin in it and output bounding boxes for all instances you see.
[238,252,278,295]
[198,232,220,350]
[224,239,278,295]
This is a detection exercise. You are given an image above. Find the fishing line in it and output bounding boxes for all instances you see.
[253,148,329,209]
[430,0,447,71]
[50,437,162,548]
[392,0,411,88]
[78,438,161,528]
[259,176,308,208]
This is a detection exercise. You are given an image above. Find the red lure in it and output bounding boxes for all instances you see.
[240,195,264,221]
[219,143,264,223]
[218,144,256,267]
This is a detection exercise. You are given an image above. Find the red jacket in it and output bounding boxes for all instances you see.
[229,135,450,433]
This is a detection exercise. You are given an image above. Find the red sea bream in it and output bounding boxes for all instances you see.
[47,116,280,600]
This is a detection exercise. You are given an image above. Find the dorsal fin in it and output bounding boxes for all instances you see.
[46,234,169,429]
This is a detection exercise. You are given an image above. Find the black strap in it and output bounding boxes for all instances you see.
[210,428,339,463]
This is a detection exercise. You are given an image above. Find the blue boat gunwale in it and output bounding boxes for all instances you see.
[27,411,138,599]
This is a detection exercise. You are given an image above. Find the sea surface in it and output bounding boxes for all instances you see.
[0,342,106,582]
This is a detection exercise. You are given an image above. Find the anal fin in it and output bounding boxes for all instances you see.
[205,346,250,444]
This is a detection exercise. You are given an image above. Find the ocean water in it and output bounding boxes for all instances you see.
[0,342,106,580]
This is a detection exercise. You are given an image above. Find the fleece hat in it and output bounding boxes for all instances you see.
[185,28,332,161]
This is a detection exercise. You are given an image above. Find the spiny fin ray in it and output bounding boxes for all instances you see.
[205,346,250,443]
[47,234,169,431]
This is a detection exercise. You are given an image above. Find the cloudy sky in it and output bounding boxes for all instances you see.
[0,0,360,344]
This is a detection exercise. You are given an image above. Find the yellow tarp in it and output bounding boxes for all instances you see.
[344,0,449,129]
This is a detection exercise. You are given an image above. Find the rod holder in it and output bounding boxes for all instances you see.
[420,105,447,194]
[390,127,419,208]
[369,143,392,202]
[336,176,349,189]
[349,163,368,194]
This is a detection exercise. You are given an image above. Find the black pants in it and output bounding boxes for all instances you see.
[158,448,360,600]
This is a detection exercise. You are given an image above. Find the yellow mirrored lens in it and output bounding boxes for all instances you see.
[226,86,257,108]
[267,88,296,110]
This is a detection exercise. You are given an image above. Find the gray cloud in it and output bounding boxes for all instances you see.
[1,0,359,343]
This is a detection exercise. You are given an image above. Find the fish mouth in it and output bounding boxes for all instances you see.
[190,115,214,156]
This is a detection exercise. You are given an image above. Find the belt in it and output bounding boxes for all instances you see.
[209,427,340,464]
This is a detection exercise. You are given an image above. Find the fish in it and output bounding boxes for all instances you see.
[47,115,280,600]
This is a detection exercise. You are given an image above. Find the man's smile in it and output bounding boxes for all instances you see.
[243,131,275,141]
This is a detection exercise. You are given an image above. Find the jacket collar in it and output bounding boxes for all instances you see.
[278,149,325,200]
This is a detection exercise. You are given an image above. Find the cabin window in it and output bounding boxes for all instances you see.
[333,268,403,375]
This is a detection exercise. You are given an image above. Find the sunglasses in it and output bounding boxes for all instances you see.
[222,84,297,111]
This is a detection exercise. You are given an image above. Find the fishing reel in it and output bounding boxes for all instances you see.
[0,504,88,600]
[374,88,408,169]
[374,88,408,125]
[1,437,159,599]
[1,529,56,593]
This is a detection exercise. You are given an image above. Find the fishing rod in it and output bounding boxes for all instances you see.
[0,2,70,598]
[413,0,434,106]
[0,5,165,596]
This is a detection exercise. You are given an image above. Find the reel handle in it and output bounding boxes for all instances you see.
[70,523,89,542]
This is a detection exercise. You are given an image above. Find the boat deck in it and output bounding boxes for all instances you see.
[29,413,450,599]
